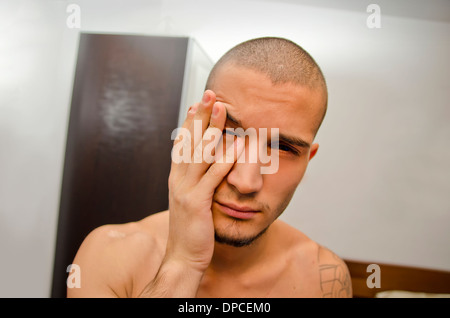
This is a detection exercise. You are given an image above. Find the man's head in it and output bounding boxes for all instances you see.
[206,37,328,135]
[206,37,327,247]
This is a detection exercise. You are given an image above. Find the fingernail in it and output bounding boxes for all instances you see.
[188,105,197,114]
[202,91,211,104]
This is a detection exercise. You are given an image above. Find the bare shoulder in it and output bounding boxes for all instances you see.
[316,244,353,298]
[274,220,352,298]
[68,211,169,298]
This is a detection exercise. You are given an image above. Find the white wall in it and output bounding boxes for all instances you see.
[0,0,449,297]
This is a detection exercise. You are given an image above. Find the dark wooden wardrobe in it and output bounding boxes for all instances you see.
[51,33,212,297]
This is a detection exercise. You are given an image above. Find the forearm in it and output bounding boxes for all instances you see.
[138,258,204,298]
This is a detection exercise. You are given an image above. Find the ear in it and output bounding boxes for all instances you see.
[309,143,319,161]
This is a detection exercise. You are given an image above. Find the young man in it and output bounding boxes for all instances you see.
[68,37,352,298]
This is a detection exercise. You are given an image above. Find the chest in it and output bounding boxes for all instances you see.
[195,265,322,298]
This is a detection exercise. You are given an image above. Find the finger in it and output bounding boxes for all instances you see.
[170,89,215,184]
[198,135,245,192]
[186,101,227,180]
[170,102,200,181]
[173,102,200,148]
[188,90,216,155]
[184,103,200,128]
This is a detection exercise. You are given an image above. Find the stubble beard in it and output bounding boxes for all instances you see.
[214,220,270,247]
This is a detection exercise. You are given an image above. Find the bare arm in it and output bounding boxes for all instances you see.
[138,258,203,297]
[67,225,129,298]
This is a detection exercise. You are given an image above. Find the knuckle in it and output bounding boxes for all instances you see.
[170,188,184,205]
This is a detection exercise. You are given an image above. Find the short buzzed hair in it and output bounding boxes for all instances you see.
[206,37,328,135]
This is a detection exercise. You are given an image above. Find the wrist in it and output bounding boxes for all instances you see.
[162,252,209,277]
[139,255,205,298]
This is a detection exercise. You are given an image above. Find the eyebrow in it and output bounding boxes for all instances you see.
[226,112,311,149]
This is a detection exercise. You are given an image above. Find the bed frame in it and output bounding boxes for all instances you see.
[344,259,450,298]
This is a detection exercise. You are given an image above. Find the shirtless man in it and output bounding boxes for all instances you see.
[68,37,352,298]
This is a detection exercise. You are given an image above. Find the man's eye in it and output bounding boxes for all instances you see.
[222,129,237,136]
[222,129,241,140]
[269,141,299,155]
[222,129,238,144]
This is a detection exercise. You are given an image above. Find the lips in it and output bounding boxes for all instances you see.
[215,201,260,220]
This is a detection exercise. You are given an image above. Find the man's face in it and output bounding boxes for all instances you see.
[210,63,324,247]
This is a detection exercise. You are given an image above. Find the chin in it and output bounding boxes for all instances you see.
[214,225,269,247]
[211,207,269,247]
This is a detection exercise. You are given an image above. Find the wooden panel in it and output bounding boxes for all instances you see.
[51,34,189,297]
[345,259,450,298]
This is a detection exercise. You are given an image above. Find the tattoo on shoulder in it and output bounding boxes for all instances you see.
[318,246,352,298]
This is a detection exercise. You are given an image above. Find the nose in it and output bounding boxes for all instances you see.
[226,160,263,195]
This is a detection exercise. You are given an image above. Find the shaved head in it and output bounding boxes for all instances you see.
[206,37,328,135]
